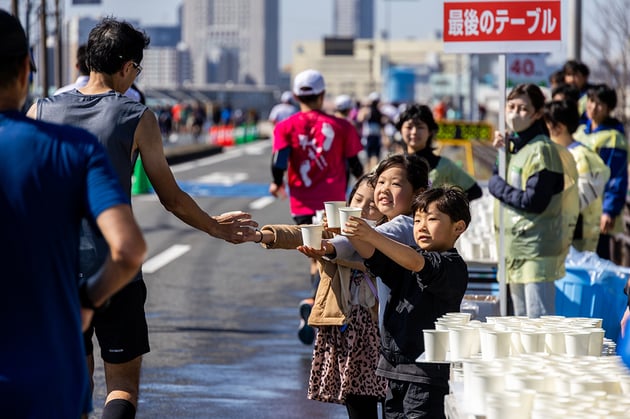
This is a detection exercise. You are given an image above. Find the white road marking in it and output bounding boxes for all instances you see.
[171,142,271,173]
[244,142,271,155]
[143,244,191,274]
[132,194,160,202]
[249,196,276,210]
[155,142,274,208]
[196,172,249,186]
[171,150,242,173]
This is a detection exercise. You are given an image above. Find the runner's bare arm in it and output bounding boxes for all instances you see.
[134,110,258,243]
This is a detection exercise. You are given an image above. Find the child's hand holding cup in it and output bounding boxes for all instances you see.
[324,201,346,235]
[338,207,363,236]
[300,224,324,249]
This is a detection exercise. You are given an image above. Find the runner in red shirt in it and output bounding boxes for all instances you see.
[270,69,364,344]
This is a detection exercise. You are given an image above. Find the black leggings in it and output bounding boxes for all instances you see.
[345,394,380,419]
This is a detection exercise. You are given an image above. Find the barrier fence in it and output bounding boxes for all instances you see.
[434,120,495,178]
[208,124,259,146]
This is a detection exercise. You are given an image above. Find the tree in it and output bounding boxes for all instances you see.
[583,0,630,129]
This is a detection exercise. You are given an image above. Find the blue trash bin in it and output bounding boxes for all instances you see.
[555,266,629,342]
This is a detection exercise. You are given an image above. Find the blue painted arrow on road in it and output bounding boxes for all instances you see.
[177,181,270,198]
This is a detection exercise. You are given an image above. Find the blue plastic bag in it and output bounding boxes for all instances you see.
[620,317,630,370]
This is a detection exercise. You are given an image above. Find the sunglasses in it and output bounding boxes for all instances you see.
[131,61,143,76]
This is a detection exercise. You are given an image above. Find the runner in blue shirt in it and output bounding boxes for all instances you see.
[0,10,146,418]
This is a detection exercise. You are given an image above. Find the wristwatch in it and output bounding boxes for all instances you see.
[78,280,110,313]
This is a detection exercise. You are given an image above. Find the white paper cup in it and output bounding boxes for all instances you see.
[314,209,325,223]
[571,377,605,394]
[423,329,449,361]
[520,331,545,353]
[449,326,475,361]
[444,312,472,324]
[587,328,605,356]
[324,201,346,228]
[469,372,506,414]
[481,330,512,360]
[300,224,324,249]
[338,207,362,235]
[565,332,591,357]
[545,330,567,354]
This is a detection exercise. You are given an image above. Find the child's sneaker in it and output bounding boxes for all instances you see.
[298,298,315,345]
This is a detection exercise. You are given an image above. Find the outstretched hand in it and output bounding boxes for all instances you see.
[269,183,287,199]
[493,130,505,149]
[213,211,259,244]
[342,216,377,241]
[297,244,327,258]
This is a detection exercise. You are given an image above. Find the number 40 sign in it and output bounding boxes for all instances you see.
[507,53,548,87]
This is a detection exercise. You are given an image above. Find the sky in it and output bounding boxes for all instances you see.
[0,0,602,68]
[0,0,443,67]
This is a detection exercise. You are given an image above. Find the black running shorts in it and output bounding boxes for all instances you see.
[83,279,150,364]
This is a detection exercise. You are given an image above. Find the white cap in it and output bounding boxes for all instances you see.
[293,69,325,96]
[334,94,353,111]
[280,91,292,103]
[368,91,380,103]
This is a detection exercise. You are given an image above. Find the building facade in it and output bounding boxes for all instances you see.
[181,0,279,87]
[334,0,374,38]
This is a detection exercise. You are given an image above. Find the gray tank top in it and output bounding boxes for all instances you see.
[36,90,147,281]
[36,90,147,198]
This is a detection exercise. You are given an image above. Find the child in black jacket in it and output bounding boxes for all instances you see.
[344,186,471,418]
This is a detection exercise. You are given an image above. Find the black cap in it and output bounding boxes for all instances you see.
[0,9,37,72]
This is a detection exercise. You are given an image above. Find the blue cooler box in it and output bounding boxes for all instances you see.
[555,266,629,341]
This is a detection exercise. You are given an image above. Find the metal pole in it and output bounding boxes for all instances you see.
[567,0,582,60]
[498,53,507,316]
[40,0,49,97]
[54,0,62,89]
[11,0,18,16]
[469,54,478,121]
[26,0,32,44]
[384,0,391,95]
[456,54,462,118]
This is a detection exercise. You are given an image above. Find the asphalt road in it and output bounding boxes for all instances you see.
[89,141,350,418]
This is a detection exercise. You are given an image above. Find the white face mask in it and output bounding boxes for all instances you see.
[506,112,533,133]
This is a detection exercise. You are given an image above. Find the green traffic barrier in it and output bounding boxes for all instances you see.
[245,124,258,142]
[131,157,152,195]
[234,125,246,144]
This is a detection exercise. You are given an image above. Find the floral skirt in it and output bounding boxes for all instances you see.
[307,305,387,404]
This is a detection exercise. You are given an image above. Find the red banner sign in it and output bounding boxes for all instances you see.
[444,1,561,43]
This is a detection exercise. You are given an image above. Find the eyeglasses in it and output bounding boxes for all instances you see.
[131,62,143,76]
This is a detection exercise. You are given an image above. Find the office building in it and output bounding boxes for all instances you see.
[334,0,374,39]
[181,0,279,86]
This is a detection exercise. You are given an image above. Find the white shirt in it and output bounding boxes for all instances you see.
[53,75,89,96]
[53,75,142,103]
[269,103,297,123]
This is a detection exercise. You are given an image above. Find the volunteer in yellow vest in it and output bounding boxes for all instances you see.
[489,84,579,318]
[398,103,482,202]
[573,84,628,260]
[543,100,610,253]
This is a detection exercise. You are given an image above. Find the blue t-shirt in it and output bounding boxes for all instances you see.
[0,110,128,417]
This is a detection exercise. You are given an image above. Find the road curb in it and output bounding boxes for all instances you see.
[164,144,223,165]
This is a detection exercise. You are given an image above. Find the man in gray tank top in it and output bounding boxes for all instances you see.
[28,18,258,419]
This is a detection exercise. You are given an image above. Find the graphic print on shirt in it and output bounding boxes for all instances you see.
[396,299,414,314]
[298,122,335,188]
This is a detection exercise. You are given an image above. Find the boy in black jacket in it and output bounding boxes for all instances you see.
[344,186,470,418]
